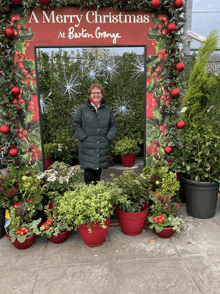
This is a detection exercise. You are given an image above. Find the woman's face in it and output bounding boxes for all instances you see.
[90,87,102,106]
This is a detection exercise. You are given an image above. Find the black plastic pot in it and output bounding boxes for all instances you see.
[0,206,5,238]
[181,175,219,219]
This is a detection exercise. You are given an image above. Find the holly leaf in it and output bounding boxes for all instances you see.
[20,152,31,164]
[32,160,43,174]
[30,79,37,95]
[18,140,29,151]
[17,16,28,26]
[146,119,157,128]
[24,110,33,124]
[23,60,35,71]
[14,67,24,80]
[158,146,165,159]
[159,136,168,147]
[152,15,160,26]
[147,28,161,41]
[145,155,158,166]
[153,108,162,121]
[155,39,166,54]
[17,28,34,42]
[13,39,26,54]
[146,78,155,93]
[146,55,161,69]
[146,129,160,147]
[27,130,40,143]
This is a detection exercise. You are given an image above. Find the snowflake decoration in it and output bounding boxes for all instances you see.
[131,56,145,80]
[63,75,81,98]
[39,92,52,114]
[86,66,101,82]
[112,98,134,117]
[100,57,119,84]
[70,104,82,117]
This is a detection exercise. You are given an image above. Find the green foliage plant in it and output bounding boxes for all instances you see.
[56,181,115,233]
[142,162,180,198]
[37,204,74,239]
[147,193,184,233]
[109,170,151,213]
[43,143,57,159]
[182,30,219,127]
[0,166,43,210]
[36,161,81,203]
[112,137,141,156]
[167,124,220,183]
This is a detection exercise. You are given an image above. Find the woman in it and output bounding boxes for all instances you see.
[71,83,117,185]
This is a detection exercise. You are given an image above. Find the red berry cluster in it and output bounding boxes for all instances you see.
[28,144,42,164]
[157,49,168,61]
[14,226,29,236]
[157,14,168,35]
[159,123,168,136]
[14,201,22,207]
[151,143,160,157]
[9,14,21,37]
[16,127,28,141]
[153,214,166,223]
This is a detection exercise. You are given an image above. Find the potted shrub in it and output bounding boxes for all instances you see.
[4,201,42,250]
[37,161,81,212]
[43,143,57,170]
[165,31,220,219]
[167,125,220,219]
[56,181,115,247]
[147,193,184,238]
[37,202,74,244]
[109,170,151,236]
[112,137,141,167]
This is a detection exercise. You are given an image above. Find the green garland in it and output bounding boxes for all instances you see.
[0,0,186,169]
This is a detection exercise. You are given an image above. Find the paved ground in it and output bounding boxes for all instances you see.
[0,158,220,294]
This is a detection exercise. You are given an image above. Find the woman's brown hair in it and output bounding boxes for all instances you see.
[88,83,104,97]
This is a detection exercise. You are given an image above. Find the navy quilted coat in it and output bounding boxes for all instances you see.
[71,98,117,170]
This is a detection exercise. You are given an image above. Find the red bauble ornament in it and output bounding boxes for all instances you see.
[9,148,18,157]
[175,62,185,71]
[40,0,50,4]
[5,27,14,39]
[164,146,172,154]
[152,0,160,9]
[176,120,185,129]
[12,0,22,4]
[0,125,10,134]
[174,0,184,8]
[171,88,180,97]
[167,23,176,33]
[11,86,20,97]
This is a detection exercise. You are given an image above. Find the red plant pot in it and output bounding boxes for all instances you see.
[77,216,111,247]
[6,232,36,250]
[45,157,52,170]
[48,230,70,244]
[116,202,149,236]
[120,154,136,167]
[153,227,175,239]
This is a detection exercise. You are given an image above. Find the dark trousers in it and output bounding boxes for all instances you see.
[84,168,102,185]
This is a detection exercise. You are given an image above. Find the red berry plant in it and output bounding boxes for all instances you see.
[0,5,41,171]
[146,2,186,166]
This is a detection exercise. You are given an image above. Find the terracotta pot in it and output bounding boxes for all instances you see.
[116,202,149,236]
[78,216,111,247]
[45,157,52,170]
[120,154,136,167]
[48,230,70,244]
[6,231,36,250]
[153,227,175,238]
